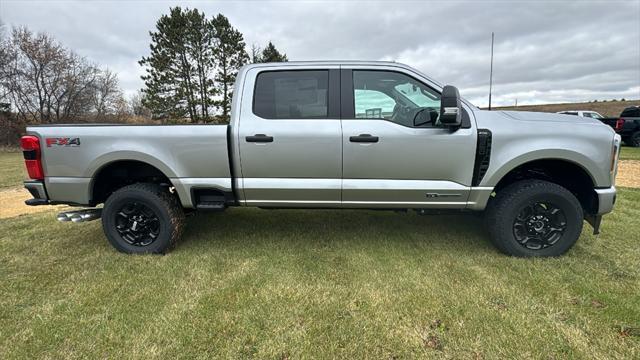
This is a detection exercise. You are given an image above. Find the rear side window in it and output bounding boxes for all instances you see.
[253,70,328,119]
[621,107,640,117]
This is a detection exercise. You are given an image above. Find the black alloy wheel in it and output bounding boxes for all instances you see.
[115,201,161,246]
[512,202,567,250]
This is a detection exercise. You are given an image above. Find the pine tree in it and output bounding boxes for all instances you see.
[139,7,214,122]
[259,41,288,63]
[186,9,216,120]
[211,14,249,122]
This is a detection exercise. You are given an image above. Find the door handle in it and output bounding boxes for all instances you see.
[246,134,274,143]
[349,134,379,143]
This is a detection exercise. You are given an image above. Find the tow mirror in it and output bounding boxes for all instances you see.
[440,85,462,127]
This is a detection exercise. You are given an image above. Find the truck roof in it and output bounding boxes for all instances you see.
[240,60,443,87]
[245,60,403,66]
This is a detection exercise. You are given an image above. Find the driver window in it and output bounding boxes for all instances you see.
[352,70,441,127]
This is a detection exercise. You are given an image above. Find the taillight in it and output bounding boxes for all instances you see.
[20,135,44,180]
[615,118,625,131]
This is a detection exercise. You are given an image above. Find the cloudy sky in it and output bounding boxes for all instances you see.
[2,0,639,107]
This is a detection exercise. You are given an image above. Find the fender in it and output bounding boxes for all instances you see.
[482,149,605,189]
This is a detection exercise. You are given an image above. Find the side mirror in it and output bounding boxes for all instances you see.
[440,85,461,127]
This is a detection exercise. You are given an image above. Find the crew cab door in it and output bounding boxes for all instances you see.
[340,67,477,208]
[237,67,342,206]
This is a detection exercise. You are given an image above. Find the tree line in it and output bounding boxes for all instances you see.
[0,26,128,125]
[139,7,287,123]
[0,7,288,143]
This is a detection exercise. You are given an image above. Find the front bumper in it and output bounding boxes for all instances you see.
[586,186,617,235]
[24,180,49,206]
[595,186,616,215]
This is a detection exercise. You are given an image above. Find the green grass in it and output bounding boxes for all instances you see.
[0,151,26,189]
[620,146,640,161]
[1,189,639,358]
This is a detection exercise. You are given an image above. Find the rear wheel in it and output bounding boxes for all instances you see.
[102,183,184,254]
[630,131,640,147]
[485,180,583,257]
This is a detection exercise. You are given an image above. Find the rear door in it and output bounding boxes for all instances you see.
[340,67,477,208]
[237,66,342,206]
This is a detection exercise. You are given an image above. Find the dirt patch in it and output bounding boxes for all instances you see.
[616,160,640,188]
[0,188,68,219]
[0,160,638,219]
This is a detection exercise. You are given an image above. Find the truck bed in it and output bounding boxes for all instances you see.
[26,124,232,208]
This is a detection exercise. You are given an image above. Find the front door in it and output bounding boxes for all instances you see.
[238,68,342,207]
[340,68,477,208]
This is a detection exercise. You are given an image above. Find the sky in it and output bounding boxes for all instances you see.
[1,0,639,107]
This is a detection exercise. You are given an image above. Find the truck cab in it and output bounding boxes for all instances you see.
[231,62,477,208]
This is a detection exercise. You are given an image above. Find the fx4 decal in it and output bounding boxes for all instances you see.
[46,137,81,147]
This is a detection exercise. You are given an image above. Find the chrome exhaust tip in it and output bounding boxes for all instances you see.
[56,213,72,222]
[57,209,102,223]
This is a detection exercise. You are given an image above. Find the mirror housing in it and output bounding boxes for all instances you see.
[440,85,462,127]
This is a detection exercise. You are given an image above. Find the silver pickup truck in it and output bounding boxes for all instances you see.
[21,61,621,257]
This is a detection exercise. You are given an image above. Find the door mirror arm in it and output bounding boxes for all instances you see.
[413,107,440,127]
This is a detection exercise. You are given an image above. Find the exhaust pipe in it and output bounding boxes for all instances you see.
[57,212,72,222]
[57,209,102,223]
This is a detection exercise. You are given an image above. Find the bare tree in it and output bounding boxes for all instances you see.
[0,26,122,124]
[92,69,123,120]
[128,90,152,119]
[249,43,262,63]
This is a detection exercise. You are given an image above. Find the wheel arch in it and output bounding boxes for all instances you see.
[489,157,599,215]
[89,158,179,206]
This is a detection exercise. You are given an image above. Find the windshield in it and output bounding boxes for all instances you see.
[393,82,440,108]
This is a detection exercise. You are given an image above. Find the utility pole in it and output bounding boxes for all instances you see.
[488,32,494,110]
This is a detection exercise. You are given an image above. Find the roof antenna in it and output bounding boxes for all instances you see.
[488,32,494,110]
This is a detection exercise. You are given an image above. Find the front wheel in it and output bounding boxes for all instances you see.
[485,180,583,257]
[102,183,185,254]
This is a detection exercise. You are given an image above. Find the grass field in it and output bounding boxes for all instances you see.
[1,190,639,358]
[1,148,640,358]
[621,146,640,161]
[0,151,25,189]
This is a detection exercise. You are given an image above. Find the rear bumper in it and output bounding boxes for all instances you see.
[595,186,616,215]
[24,180,49,206]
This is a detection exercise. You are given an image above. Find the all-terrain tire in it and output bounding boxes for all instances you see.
[630,131,640,148]
[102,183,185,254]
[485,180,583,257]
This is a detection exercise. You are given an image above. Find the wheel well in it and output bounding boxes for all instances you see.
[91,161,173,205]
[494,159,598,214]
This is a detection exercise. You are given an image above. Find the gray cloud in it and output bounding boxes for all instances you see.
[2,0,639,106]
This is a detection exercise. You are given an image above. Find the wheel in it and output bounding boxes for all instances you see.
[629,131,640,147]
[102,183,185,254]
[485,180,583,257]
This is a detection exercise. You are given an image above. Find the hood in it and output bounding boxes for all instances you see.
[498,110,600,124]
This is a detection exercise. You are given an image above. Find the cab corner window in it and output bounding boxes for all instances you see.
[253,70,328,119]
[353,70,441,127]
